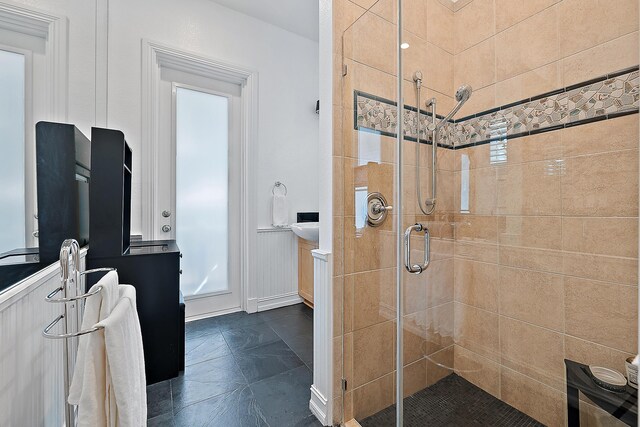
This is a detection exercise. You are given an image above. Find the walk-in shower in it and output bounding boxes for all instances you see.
[339,0,639,426]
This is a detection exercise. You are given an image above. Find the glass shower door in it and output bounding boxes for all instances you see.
[338,2,401,425]
[341,0,639,426]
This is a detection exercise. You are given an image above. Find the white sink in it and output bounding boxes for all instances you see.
[290,222,319,243]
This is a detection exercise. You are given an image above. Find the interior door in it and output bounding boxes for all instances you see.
[157,74,242,319]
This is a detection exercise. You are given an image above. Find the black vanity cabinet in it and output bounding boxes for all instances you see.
[87,127,184,385]
[87,240,182,384]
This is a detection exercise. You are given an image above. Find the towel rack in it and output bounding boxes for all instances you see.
[272,181,287,196]
[42,239,116,425]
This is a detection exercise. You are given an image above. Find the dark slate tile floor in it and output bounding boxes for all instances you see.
[147,303,321,427]
[361,373,546,427]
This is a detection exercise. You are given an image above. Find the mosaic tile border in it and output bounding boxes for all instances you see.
[354,65,639,150]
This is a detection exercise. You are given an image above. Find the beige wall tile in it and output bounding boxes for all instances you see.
[502,131,562,165]
[498,216,562,250]
[425,302,454,355]
[403,267,428,315]
[454,38,496,90]
[454,167,498,215]
[495,6,559,82]
[454,214,498,243]
[454,303,500,361]
[425,42,455,96]
[562,252,638,286]
[370,0,396,23]
[402,0,428,40]
[495,0,560,33]
[561,150,638,217]
[565,277,638,353]
[404,358,428,397]
[500,317,565,390]
[454,241,499,264]
[562,217,638,258]
[455,145,490,170]
[344,221,397,273]
[454,345,500,397]
[350,268,397,330]
[455,84,496,119]
[426,0,454,53]
[353,321,395,387]
[561,114,639,158]
[334,276,347,337]
[427,345,455,385]
[500,367,566,427]
[352,372,395,420]
[562,32,639,87]
[424,258,455,308]
[454,0,495,53]
[346,10,396,75]
[404,311,427,363]
[454,259,499,312]
[333,156,344,217]
[334,216,344,277]
[495,62,562,106]
[565,335,634,376]
[499,266,564,331]
[496,160,562,216]
[499,246,564,274]
[334,0,367,53]
[558,0,639,57]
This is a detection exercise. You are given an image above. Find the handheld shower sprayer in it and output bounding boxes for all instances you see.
[435,85,473,129]
[414,77,473,215]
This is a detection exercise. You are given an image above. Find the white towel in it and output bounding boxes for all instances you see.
[96,285,147,427]
[69,271,120,427]
[272,193,288,227]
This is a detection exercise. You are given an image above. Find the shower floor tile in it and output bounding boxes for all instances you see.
[361,374,545,427]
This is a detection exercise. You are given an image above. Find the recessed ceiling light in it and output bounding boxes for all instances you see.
[400,43,410,49]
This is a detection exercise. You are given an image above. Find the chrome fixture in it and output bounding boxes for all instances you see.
[404,223,430,274]
[413,74,473,215]
[162,225,172,233]
[272,181,288,196]
[366,192,392,227]
[435,84,473,129]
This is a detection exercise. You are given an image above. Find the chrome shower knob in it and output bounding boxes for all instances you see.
[366,192,391,227]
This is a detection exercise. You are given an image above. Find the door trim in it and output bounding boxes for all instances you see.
[141,40,258,313]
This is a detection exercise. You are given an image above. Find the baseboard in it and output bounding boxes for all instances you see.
[257,292,303,311]
[309,384,329,426]
[246,297,258,313]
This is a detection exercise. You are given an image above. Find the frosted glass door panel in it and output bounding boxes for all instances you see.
[176,87,229,297]
[0,49,25,253]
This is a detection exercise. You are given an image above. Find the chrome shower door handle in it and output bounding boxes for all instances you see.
[404,223,430,274]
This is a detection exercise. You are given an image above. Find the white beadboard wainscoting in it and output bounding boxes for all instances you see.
[0,250,87,427]
[252,227,302,311]
[310,249,332,425]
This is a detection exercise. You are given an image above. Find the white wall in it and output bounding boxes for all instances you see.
[106,0,320,234]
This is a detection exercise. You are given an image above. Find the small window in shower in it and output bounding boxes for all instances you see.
[490,139,507,165]
[355,186,368,232]
[357,131,382,166]
[460,154,470,214]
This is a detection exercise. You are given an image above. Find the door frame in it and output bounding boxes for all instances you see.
[171,82,242,317]
[141,40,258,314]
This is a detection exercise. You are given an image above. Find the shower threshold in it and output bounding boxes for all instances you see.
[360,373,545,427]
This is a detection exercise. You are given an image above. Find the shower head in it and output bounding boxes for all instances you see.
[455,85,473,104]
[413,71,423,89]
[435,84,473,129]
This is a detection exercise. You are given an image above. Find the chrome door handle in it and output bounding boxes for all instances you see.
[404,223,430,274]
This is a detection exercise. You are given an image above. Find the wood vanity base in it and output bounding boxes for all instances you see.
[298,237,318,308]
